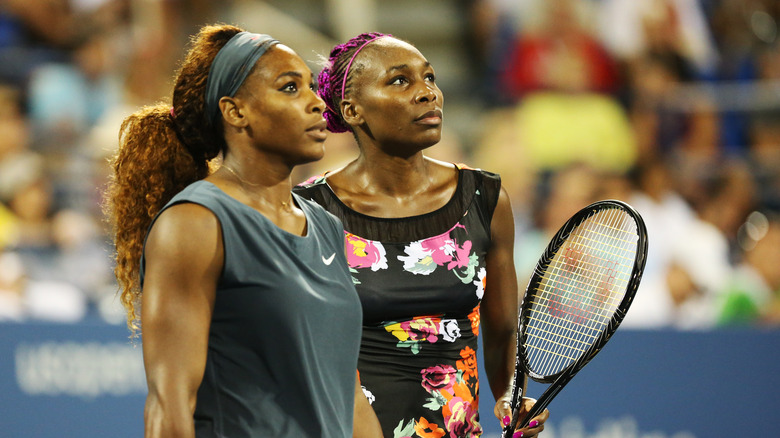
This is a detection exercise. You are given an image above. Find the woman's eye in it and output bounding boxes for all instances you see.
[425,73,436,82]
[390,76,408,85]
[281,82,298,92]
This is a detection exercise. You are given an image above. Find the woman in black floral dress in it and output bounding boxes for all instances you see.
[295,33,549,438]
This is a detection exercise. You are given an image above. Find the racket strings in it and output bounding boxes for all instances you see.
[524,208,638,377]
[527,209,634,374]
[538,261,628,307]
[543,242,633,279]
[534,258,625,322]
[528,209,632,373]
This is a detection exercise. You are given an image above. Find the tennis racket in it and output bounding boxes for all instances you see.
[503,199,648,436]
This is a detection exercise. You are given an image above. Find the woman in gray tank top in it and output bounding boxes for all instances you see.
[104,24,382,438]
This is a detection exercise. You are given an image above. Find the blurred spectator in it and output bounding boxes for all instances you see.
[597,0,718,78]
[469,0,636,177]
[746,109,780,213]
[498,0,620,101]
[1,153,51,249]
[0,249,87,322]
[694,159,760,261]
[512,163,602,289]
[0,0,76,86]
[470,107,538,221]
[709,0,780,153]
[718,212,780,326]
[621,159,731,329]
[511,91,638,173]
[0,83,27,247]
[626,48,723,166]
[0,0,130,92]
[27,30,123,145]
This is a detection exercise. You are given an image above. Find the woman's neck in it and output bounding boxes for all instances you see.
[213,155,295,211]
[327,151,458,219]
[349,149,435,197]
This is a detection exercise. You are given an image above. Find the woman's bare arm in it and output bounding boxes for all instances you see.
[141,203,223,438]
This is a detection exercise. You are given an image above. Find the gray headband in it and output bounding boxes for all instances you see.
[204,32,279,127]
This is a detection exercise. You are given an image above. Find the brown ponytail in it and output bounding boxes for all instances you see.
[104,24,244,333]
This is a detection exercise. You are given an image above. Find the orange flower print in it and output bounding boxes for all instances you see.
[414,417,446,438]
[457,346,478,381]
[468,305,480,336]
[452,379,474,403]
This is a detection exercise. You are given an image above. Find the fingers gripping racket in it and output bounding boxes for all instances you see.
[503,200,648,436]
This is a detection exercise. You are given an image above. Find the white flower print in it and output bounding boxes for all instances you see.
[361,385,375,405]
[397,241,437,275]
[439,319,461,342]
[474,267,486,299]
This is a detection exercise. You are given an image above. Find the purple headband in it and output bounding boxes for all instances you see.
[340,35,385,100]
[318,32,391,133]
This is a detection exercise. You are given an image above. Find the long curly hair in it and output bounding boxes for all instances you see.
[104,24,244,334]
[317,32,392,133]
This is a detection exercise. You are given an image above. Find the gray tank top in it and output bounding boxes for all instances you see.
[141,180,362,437]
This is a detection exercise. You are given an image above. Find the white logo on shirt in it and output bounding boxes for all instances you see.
[322,253,336,265]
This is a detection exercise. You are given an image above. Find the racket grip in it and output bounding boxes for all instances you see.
[501,384,524,438]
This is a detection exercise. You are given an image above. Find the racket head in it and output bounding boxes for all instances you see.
[517,199,647,383]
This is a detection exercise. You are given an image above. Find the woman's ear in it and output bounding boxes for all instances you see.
[341,99,363,128]
[219,96,248,129]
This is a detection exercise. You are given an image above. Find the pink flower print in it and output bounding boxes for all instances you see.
[443,397,482,438]
[421,233,458,266]
[299,174,327,185]
[402,318,440,343]
[344,232,388,271]
[399,223,472,275]
[447,239,472,270]
[420,364,457,393]
[385,316,442,354]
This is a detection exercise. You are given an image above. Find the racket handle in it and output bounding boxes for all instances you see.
[501,375,527,438]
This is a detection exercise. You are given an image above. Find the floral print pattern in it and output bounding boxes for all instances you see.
[411,346,482,438]
[473,267,486,300]
[415,417,446,438]
[376,317,483,437]
[384,316,461,354]
[345,232,388,272]
[397,224,480,285]
[294,168,500,438]
[356,217,487,437]
[468,306,481,337]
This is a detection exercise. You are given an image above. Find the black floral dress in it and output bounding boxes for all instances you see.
[295,165,501,438]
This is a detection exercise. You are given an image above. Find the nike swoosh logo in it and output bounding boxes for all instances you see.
[322,253,336,266]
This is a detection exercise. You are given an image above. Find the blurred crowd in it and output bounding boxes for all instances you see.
[0,0,778,329]
[468,0,780,329]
